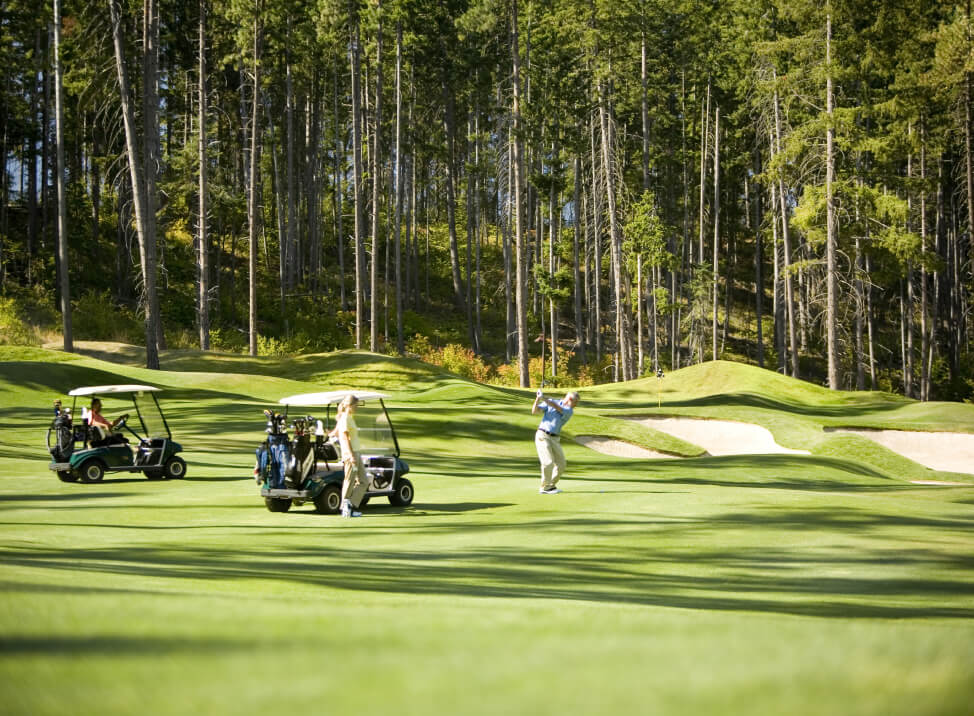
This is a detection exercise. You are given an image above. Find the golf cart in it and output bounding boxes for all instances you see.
[254,391,411,514]
[47,384,186,483]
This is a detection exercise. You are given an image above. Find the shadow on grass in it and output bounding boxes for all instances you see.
[0,635,251,656]
[0,492,137,504]
[5,504,974,620]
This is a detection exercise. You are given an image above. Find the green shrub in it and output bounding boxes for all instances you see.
[0,285,60,345]
[209,326,248,353]
[257,334,290,357]
[72,291,143,343]
[0,297,37,345]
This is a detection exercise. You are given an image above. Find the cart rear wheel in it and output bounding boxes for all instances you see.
[144,469,164,480]
[79,459,105,484]
[56,470,78,483]
[264,497,292,512]
[388,478,414,507]
[313,485,342,514]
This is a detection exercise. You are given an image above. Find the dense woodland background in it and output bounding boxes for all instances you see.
[1,0,972,399]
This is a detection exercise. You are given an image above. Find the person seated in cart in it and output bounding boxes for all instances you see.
[86,398,128,445]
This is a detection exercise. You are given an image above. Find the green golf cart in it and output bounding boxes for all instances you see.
[47,384,186,483]
[255,390,411,513]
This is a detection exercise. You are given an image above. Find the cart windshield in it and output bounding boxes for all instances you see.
[352,401,396,455]
[134,392,170,438]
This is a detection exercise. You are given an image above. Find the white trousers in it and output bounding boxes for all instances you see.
[342,454,368,508]
[535,430,566,489]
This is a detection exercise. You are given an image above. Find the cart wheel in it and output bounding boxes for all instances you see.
[264,497,292,512]
[313,485,342,514]
[79,459,105,484]
[163,456,186,479]
[144,469,164,480]
[56,470,78,483]
[388,478,414,507]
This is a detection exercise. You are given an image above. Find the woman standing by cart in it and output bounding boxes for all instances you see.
[332,394,368,518]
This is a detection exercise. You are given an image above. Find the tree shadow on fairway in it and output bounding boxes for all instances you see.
[0,635,253,657]
[6,504,974,621]
[283,502,514,517]
[0,492,137,504]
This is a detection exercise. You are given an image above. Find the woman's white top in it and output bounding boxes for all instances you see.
[335,411,361,458]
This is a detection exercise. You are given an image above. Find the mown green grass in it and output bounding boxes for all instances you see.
[1,347,973,715]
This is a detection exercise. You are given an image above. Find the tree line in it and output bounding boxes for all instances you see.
[1,0,972,398]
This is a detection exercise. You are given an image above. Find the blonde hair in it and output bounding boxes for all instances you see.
[337,394,359,415]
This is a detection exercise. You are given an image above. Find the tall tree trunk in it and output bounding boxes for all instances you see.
[474,109,483,352]
[284,16,296,292]
[109,0,159,369]
[698,82,709,268]
[573,154,585,363]
[641,28,649,193]
[27,29,39,283]
[590,113,603,363]
[350,0,365,349]
[754,146,764,368]
[53,0,72,351]
[247,11,261,357]
[854,235,865,390]
[637,254,644,374]
[825,10,839,389]
[466,117,476,349]
[768,139,785,373]
[370,0,383,351]
[143,0,164,351]
[967,0,974,270]
[920,123,930,401]
[773,83,799,377]
[443,87,465,315]
[599,81,629,381]
[333,70,347,312]
[865,252,876,389]
[513,0,529,386]
[394,19,404,355]
[712,105,719,361]
[197,0,210,350]
[548,136,558,377]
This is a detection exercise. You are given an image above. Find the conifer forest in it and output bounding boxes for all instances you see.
[1,0,973,399]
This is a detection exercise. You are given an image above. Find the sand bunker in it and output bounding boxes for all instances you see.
[574,435,674,459]
[631,417,811,457]
[829,428,974,476]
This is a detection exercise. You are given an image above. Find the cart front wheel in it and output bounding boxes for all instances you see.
[163,456,186,479]
[388,478,414,507]
[313,485,342,514]
[79,460,105,484]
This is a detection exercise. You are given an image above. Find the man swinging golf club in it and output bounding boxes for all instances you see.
[532,389,580,494]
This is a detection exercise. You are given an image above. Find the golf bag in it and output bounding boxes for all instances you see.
[255,434,291,489]
[48,413,75,462]
[285,430,315,488]
[255,411,291,489]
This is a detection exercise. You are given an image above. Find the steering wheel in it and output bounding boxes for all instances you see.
[113,413,130,429]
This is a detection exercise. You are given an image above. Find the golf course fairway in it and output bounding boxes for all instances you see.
[1,346,973,715]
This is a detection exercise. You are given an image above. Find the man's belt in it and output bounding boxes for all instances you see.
[538,429,559,437]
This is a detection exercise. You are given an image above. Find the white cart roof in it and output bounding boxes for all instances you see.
[68,384,161,396]
[279,391,389,406]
